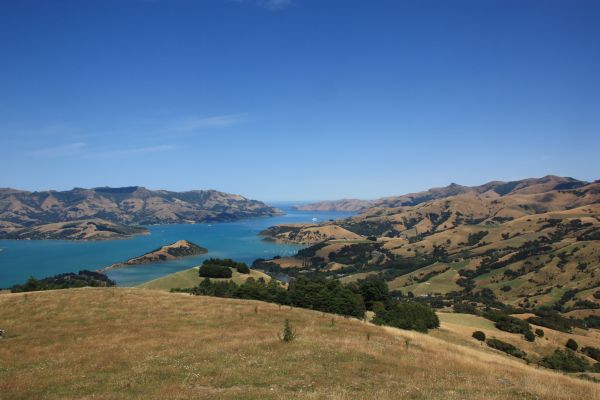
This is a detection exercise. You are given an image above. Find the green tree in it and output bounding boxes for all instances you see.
[373,302,439,333]
[279,319,296,342]
[353,276,390,310]
[540,349,589,372]
[524,331,535,342]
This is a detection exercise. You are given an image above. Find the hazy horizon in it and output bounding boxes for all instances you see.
[1,173,596,203]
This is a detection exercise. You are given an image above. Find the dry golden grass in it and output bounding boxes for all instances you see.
[437,312,600,362]
[138,267,271,291]
[0,288,599,399]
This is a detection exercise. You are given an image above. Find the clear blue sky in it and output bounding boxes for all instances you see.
[1,0,598,201]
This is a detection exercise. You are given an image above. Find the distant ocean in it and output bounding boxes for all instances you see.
[0,204,355,287]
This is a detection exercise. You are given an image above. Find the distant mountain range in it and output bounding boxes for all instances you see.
[0,186,281,240]
[294,175,590,212]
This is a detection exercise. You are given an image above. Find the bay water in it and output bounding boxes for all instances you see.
[0,204,354,287]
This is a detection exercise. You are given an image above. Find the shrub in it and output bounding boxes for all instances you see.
[486,338,527,359]
[236,263,250,274]
[585,315,600,328]
[566,338,579,351]
[203,258,249,273]
[540,349,589,372]
[535,328,544,337]
[373,302,439,333]
[485,312,531,335]
[279,319,296,342]
[199,264,232,278]
[524,331,535,342]
[192,278,236,297]
[467,231,489,246]
[582,346,600,362]
[472,331,486,341]
[527,310,575,333]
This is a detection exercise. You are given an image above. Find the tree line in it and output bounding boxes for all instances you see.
[174,274,439,332]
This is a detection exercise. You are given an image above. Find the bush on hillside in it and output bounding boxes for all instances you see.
[535,328,544,337]
[486,339,527,359]
[484,311,532,335]
[279,319,296,342]
[373,302,439,333]
[540,349,590,372]
[582,346,600,362]
[524,331,535,342]
[236,277,289,304]
[527,308,587,333]
[472,331,486,341]
[195,278,238,297]
[566,338,579,351]
[236,263,250,274]
[584,315,600,329]
[202,258,250,274]
[467,231,489,246]
[199,264,232,278]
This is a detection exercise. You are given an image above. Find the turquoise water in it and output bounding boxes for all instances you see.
[0,205,355,287]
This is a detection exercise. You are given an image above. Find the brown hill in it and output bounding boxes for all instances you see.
[0,219,148,240]
[293,199,373,212]
[298,175,587,211]
[0,186,281,239]
[257,178,600,312]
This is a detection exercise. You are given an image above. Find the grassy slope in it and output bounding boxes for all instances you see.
[435,312,600,363]
[138,267,271,291]
[388,261,467,293]
[1,288,599,400]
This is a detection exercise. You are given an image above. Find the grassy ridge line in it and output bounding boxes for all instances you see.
[137,267,271,290]
[0,288,598,399]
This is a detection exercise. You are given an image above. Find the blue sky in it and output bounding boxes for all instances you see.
[1,0,599,201]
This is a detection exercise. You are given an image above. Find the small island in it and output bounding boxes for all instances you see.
[98,240,208,272]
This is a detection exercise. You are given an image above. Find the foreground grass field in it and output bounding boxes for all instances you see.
[0,288,599,399]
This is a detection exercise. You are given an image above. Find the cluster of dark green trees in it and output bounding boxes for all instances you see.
[540,349,598,373]
[177,274,439,332]
[198,258,250,278]
[471,330,600,373]
[486,338,527,359]
[11,270,115,292]
[541,339,600,373]
[484,311,536,342]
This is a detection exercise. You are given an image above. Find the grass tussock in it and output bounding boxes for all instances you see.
[0,288,598,400]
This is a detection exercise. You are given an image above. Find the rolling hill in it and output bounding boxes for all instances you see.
[257,176,600,312]
[0,186,281,240]
[0,218,149,240]
[138,266,272,290]
[0,288,597,399]
[298,175,589,211]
